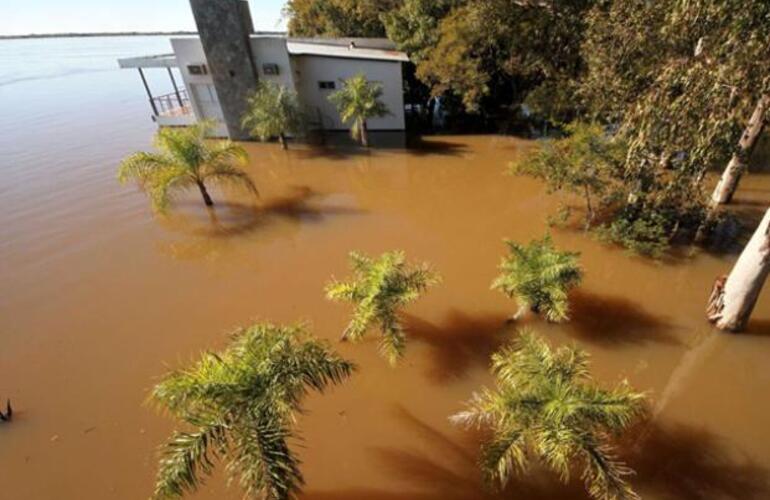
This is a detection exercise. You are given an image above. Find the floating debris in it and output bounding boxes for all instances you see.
[0,399,12,422]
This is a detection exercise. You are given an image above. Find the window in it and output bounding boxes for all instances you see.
[187,64,208,75]
[318,81,336,90]
[262,63,280,75]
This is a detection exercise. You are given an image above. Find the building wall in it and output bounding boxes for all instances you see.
[249,37,295,89]
[292,55,405,131]
[170,38,228,137]
[170,37,406,136]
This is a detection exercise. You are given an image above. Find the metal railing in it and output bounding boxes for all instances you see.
[150,89,190,117]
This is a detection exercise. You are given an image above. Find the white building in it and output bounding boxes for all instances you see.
[118,35,409,138]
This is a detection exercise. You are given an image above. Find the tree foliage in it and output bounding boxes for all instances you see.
[150,322,355,500]
[242,81,303,149]
[285,0,398,37]
[492,235,582,322]
[325,251,440,365]
[452,330,646,500]
[328,74,390,146]
[117,121,256,212]
[511,123,626,227]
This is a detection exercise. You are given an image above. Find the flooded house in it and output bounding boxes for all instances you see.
[117,0,408,139]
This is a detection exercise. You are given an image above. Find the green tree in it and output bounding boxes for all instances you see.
[242,81,303,150]
[408,0,592,115]
[285,0,398,37]
[328,74,390,147]
[510,123,626,227]
[492,235,582,322]
[118,121,256,212]
[150,322,355,500]
[452,330,646,500]
[325,251,440,365]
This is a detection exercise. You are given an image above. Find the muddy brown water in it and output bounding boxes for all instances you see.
[2,134,770,499]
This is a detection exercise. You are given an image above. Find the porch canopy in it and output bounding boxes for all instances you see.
[117,54,189,118]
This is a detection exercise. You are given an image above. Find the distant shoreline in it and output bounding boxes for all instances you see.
[0,30,288,40]
[0,31,199,40]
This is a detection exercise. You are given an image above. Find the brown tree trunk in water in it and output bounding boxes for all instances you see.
[279,133,288,150]
[707,208,770,332]
[711,94,769,205]
[196,180,214,206]
[361,120,369,148]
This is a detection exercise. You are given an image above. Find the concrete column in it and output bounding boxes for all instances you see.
[189,0,258,140]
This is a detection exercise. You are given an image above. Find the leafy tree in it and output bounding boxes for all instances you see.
[511,123,626,227]
[150,322,355,500]
[325,251,440,365]
[242,81,303,150]
[118,121,256,213]
[328,74,390,147]
[452,329,646,500]
[285,0,399,37]
[408,0,592,115]
[492,235,582,322]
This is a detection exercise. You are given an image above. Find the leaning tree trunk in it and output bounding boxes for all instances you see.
[710,93,769,205]
[707,207,770,332]
[196,180,214,206]
[360,119,369,148]
[279,133,288,150]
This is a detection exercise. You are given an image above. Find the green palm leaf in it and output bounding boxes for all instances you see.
[325,250,440,364]
[118,121,255,213]
[150,322,355,499]
[453,330,646,500]
[492,234,582,322]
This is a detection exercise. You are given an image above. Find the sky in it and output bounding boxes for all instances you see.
[2,0,288,36]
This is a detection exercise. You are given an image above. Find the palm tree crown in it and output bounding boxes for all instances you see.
[328,74,389,146]
[492,234,582,322]
[150,322,355,500]
[241,81,303,149]
[452,330,646,500]
[118,121,257,212]
[325,251,440,365]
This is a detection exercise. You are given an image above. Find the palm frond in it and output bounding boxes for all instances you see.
[492,234,582,322]
[150,322,353,500]
[152,424,227,500]
[325,251,439,364]
[454,330,645,500]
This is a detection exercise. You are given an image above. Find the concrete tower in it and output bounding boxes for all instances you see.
[189,0,258,140]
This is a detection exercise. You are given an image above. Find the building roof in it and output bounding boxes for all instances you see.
[117,53,177,69]
[285,40,408,62]
[117,36,409,69]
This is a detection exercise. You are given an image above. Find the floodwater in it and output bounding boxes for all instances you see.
[2,37,770,500]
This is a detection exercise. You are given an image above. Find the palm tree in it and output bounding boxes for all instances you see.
[241,81,303,150]
[452,330,646,500]
[325,251,440,365]
[328,74,389,147]
[150,322,355,500]
[118,121,257,213]
[492,234,582,322]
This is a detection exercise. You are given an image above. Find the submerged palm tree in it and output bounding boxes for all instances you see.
[492,234,582,322]
[118,121,256,212]
[328,74,389,147]
[241,81,303,150]
[452,330,646,500]
[150,322,355,500]
[325,251,440,365]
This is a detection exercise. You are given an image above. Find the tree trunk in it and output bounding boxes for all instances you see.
[707,207,770,332]
[279,133,288,150]
[361,120,369,148]
[710,93,769,205]
[196,180,214,206]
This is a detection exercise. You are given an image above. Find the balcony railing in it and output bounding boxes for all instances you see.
[150,89,191,117]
